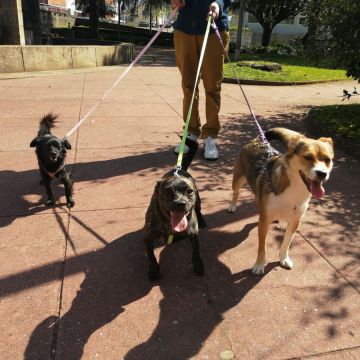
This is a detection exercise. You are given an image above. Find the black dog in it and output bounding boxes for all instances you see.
[143,138,206,281]
[30,113,75,208]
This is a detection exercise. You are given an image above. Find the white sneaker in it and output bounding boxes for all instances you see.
[174,133,198,154]
[204,136,218,160]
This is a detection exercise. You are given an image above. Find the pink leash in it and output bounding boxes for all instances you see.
[64,8,178,139]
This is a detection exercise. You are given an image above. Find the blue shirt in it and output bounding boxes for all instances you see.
[173,0,232,35]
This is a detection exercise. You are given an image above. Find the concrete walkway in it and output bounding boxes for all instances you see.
[0,48,359,360]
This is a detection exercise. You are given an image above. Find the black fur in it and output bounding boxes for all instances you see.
[143,138,206,281]
[30,113,75,208]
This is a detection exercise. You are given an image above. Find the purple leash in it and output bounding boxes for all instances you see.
[212,21,278,193]
[211,22,269,145]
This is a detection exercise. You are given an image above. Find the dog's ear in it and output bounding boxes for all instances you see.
[62,138,71,150]
[318,137,334,148]
[30,138,38,147]
[287,134,304,153]
[154,181,161,195]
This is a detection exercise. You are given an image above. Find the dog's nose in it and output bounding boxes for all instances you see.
[315,170,327,180]
[173,200,186,209]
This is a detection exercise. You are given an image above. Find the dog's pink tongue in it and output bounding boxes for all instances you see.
[171,211,188,232]
[310,180,325,199]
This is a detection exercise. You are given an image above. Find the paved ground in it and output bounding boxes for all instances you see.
[0,48,359,360]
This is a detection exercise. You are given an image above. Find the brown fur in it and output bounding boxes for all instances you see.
[229,128,334,274]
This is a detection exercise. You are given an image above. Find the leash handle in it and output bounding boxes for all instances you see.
[176,16,213,168]
[65,8,179,139]
[211,21,269,145]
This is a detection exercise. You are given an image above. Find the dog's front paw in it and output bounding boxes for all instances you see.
[193,257,204,276]
[45,199,55,206]
[252,262,265,275]
[67,198,75,208]
[280,256,293,269]
[228,204,237,213]
[148,264,161,282]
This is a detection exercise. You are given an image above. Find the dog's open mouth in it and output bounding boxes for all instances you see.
[171,211,189,232]
[299,170,325,199]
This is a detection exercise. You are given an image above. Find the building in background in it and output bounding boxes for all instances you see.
[229,11,308,47]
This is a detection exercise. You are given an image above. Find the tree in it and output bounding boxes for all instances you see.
[304,0,360,81]
[141,0,165,31]
[77,0,115,38]
[231,0,308,46]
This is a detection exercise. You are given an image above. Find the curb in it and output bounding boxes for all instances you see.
[222,77,349,86]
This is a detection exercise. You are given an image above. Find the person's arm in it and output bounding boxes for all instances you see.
[171,0,185,9]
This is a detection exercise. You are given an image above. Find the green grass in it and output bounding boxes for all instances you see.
[224,54,349,82]
[308,104,360,142]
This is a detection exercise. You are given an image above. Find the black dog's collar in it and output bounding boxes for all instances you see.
[40,160,66,178]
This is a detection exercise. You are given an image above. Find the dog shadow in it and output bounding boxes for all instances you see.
[22,205,276,359]
[124,220,276,360]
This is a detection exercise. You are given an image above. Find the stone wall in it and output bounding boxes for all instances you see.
[0,43,134,73]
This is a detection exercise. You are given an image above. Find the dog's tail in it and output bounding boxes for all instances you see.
[265,127,304,150]
[181,137,198,171]
[38,113,58,137]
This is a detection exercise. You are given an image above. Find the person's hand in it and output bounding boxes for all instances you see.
[171,0,185,9]
[208,2,220,19]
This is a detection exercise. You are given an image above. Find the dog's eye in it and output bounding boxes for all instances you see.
[303,155,314,161]
[186,188,194,196]
[324,157,331,165]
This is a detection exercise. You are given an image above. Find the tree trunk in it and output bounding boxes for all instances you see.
[149,5,153,32]
[118,0,121,40]
[261,23,273,47]
[89,0,99,39]
[21,0,42,44]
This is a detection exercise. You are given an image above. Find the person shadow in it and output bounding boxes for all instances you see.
[24,229,152,359]
[24,203,277,359]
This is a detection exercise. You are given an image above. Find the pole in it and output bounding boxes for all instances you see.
[235,0,245,61]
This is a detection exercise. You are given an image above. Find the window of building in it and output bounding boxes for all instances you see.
[299,13,307,25]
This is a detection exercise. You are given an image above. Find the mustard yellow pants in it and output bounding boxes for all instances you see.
[174,29,230,139]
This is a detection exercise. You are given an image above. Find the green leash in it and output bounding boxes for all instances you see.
[175,15,213,169]
[168,16,212,245]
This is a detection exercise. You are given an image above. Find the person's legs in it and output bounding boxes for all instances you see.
[174,30,201,137]
[200,31,230,139]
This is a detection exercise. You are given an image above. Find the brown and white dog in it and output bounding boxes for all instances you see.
[228,128,334,275]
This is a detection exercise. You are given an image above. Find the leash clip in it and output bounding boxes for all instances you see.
[174,164,182,177]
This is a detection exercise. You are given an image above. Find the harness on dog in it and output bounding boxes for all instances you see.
[167,16,213,246]
[211,20,276,193]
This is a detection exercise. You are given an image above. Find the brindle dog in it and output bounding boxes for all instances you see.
[143,139,206,281]
[30,113,75,208]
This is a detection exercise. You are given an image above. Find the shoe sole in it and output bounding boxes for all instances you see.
[204,156,218,161]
